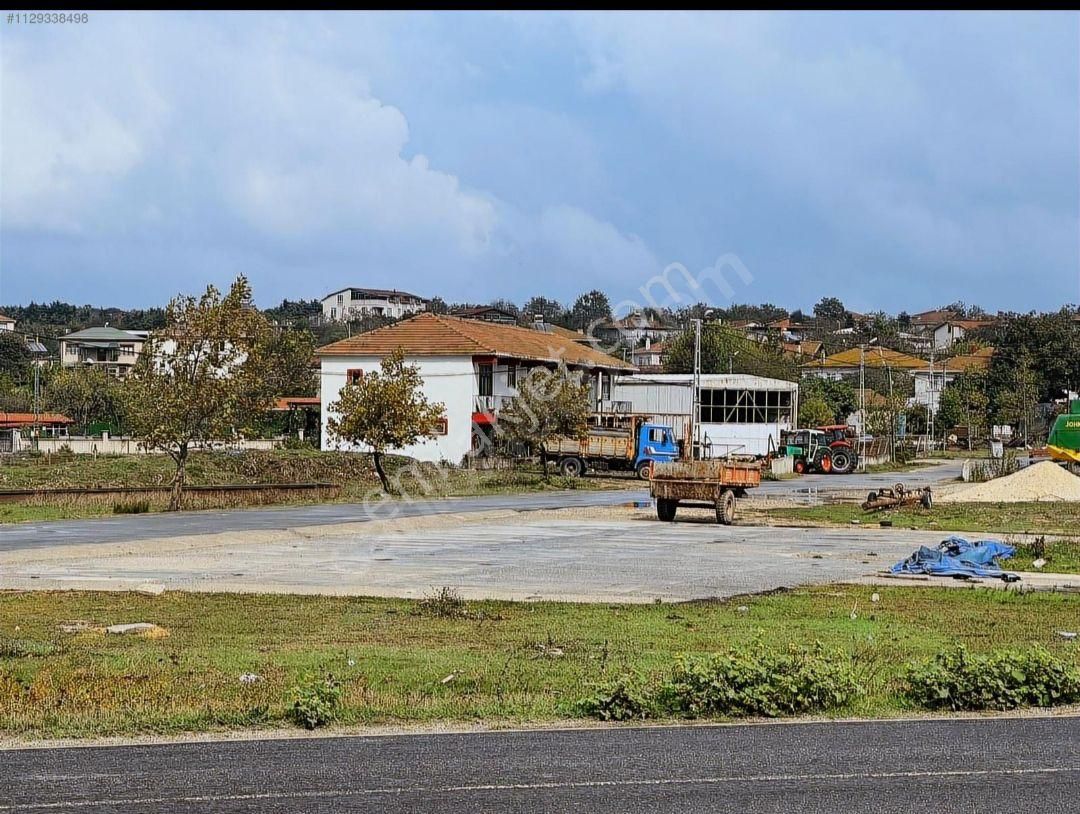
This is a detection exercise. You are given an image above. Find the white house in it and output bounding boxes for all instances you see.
[0,314,14,332]
[610,373,799,458]
[912,348,994,412]
[929,319,994,350]
[59,327,149,378]
[320,287,427,322]
[317,313,635,464]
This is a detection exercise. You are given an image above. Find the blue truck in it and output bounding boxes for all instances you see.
[546,416,680,479]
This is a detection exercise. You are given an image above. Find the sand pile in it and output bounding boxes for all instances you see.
[941,461,1080,503]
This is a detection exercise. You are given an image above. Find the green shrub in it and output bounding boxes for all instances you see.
[577,679,652,721]
[904,646,1080,711]
[657,645,860,718]
[288,674,342,729]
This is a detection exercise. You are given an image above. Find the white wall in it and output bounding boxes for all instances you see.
[320,355,474,464]
[321,292,426,322]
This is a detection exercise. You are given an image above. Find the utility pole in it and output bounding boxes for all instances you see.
[859,344,866,472]
[691,318,701,460]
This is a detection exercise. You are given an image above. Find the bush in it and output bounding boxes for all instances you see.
[577,679,652,721]
[288,674,342,729]
[904,646,1080,711]
[113,499,151,514]
[416,586,469,619]
[657,645,860,718]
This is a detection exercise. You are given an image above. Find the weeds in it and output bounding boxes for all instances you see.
[416,587,470,619]
[289,674,343,729]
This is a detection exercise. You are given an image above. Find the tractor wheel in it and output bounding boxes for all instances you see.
[793,458,807,475]
[715,489,736,525]
[829,448,853,474]
[636,460,653,480]
[656,499,678,522]
[815,450,833,474]
[559,457,584,478]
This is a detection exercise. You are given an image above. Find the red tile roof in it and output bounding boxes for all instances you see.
[316,313,635,370]
[0,412,73,428]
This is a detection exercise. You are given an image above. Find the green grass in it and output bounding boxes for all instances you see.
[0,450,638,523]
[1,588,1077,738]
[757,502,1080,537]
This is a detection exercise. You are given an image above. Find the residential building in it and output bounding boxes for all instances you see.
[317,313,634,464]
[0,412,73,453]
[630,339,670,370]
[907,308,958,332]
[320,288,427,322]
[0,314,14,332]
[449,306,519,325]
[801,346,929,381]
[914,347,995,412]
[595,312,680,346]
[929,318,995,350]
[59,327,148,378]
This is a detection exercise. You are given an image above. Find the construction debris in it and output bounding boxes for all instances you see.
[940,461,1080,503]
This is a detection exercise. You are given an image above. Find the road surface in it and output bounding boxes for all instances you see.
[2,715,1076,812]
[0,459,964,553]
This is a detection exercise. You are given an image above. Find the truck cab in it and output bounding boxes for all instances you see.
[635,423,680,474]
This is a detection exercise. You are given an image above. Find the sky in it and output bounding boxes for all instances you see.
[1,11,1078,315]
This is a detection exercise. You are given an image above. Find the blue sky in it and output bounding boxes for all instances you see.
[2,11,1078,313]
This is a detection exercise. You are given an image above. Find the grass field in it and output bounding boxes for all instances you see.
[0,450,638,523]
[1,587,1077,739]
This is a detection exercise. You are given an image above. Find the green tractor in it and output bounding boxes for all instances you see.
[1048,398,1080,471]
[781,429,834,474]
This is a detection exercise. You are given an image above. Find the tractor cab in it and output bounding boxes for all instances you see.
[781,429,834,474]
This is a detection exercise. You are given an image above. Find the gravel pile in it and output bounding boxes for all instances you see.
[940,461,1080,503]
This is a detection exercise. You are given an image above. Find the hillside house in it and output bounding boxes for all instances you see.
[59,327,148,378]
[317,313,634,464]
[320,288,427,322]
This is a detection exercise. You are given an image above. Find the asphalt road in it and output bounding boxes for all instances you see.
[2,716,1077,812]
[0,460,964,553]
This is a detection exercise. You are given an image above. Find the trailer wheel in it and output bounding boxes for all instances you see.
[716,489,736,525]
[656,499,678,522]
[921,490,933,510]
[867,491,878,504]
[636,460,653,480]
[559,457,584,478]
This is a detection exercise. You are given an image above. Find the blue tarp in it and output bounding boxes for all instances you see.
[891,535,1019,581]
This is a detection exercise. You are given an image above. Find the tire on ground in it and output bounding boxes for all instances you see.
[656,498,678,522]
[559,457,584,477]
[715,489,736,525]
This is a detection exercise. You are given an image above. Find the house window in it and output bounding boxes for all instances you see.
[478,363,493,397]
[431,417,448,436]
[600,373,611,401]
[337,294,344,305]
[506,363,517,388]
[331,307,337,320]
[346,369,364,384]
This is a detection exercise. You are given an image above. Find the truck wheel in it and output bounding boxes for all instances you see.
[716,489,736,525]
[636,460,653,480]
[830,448,853,474]
[656,499,678,522]
[559,457,584,477]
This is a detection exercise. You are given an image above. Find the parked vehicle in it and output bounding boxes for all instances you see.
[547,416,679,479]
[1048,398,1080,469]
[650,459,762,524]
[816,424,859,474]
[779,429,833,474]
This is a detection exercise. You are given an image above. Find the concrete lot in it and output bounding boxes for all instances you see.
[0,504,1002,602]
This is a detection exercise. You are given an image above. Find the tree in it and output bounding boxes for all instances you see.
[426,296,449,315]
[268,329,317,397]
[936,371,989,448]
[568,290,612,333]
[127,276,278,510]
[800,377,858,423]
[798,396,834,427]
[326,348,444,493]
[664,324,799,381]
[497,366,591,479]
[0,332,31,382]
[522,296,566,326]
[45,367,129,433]
[813,297,848,329]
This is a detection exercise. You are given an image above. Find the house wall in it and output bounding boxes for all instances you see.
[59,338,145,377]
[932,324,965,350]
[320,355,474,464]
[321,292,426,322]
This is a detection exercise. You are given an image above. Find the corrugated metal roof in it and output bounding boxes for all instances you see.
[60,327,145,342]
[615,373,799,390]
[0,412,73,427]
[316,313,635,370]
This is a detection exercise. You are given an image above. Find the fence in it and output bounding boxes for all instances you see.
[12,434,283,455]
